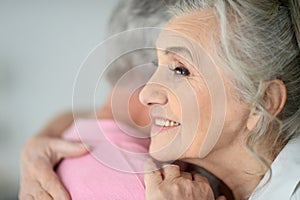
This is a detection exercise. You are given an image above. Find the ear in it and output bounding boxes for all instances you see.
[246,79,287,131]
[247,111,260,131]
[262,79,287,117]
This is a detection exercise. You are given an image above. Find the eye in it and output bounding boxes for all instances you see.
[169,61,190,76]
[173,67,190,76]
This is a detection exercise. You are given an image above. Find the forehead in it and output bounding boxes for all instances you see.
[156,8,219,52]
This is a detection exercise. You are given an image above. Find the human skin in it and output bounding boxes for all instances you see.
[19,112,88,200]
[144,162,227,200]
[140,8,287,200]
[19,82,225,199]
[19,87,150,200]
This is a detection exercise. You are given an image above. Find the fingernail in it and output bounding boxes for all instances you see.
[77,142,93,151]
[162,163,173,168]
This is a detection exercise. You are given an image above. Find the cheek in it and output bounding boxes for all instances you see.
[148,82,200,161]
[129,93,151,126]
[222,98,249,138]
[212,85,251,149]
[149,130,177,153]
[180,83,213,158]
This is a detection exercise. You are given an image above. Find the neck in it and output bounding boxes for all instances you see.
[184,136,270,199]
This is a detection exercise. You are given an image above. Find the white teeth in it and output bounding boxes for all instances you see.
[155,118,180,127]
[155,119,165,126]
[165,120,170,126]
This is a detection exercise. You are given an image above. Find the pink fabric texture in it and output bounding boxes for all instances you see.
[56,119,150,200]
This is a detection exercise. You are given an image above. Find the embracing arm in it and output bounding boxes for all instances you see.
[19,111,89,200]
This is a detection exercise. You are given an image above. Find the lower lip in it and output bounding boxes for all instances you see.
[151,124,180,134]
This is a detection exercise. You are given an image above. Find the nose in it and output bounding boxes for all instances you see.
[139,82,168,107]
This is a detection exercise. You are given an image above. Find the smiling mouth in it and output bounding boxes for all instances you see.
[154,118,181,127]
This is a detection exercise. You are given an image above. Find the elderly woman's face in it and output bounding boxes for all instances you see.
[140,9,251,161]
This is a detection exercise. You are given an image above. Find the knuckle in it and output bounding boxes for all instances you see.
[36,190,50,200]
[42,175,58,190]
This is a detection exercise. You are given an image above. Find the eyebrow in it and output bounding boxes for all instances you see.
[165,46,193,61]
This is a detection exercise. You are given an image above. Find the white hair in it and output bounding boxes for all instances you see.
[171,0,300,164]
[104,0,176,86]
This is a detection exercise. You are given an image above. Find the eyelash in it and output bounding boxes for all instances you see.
[151,59,191,76]
[169,61,190,76]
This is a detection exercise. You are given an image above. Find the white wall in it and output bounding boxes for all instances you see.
[0,1,117,199]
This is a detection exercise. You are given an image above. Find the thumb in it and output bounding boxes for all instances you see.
[49,139,90,161]
[161,164,180,181]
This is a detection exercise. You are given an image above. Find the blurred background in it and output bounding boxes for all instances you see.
[0,1,117,199]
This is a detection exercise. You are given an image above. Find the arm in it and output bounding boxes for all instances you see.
[19,111,89,200]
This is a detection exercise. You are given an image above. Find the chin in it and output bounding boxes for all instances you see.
[149,144,183,163]
[149,152,175,163]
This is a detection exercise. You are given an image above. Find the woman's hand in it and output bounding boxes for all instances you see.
[19,112,89,200]
[145,163,227,200]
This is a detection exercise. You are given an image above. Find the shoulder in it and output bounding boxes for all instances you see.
[250,136,300,200]
[291,184,300,200]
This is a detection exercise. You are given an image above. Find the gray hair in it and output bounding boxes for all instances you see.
[171,0,300,166]
[105,0,176,86]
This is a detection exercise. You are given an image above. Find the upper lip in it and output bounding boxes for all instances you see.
[153,117,181,127]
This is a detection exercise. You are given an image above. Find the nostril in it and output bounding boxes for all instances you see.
[147,102,153,106]
[139,83,168,107]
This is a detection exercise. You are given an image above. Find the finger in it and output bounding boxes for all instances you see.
[216,195,227,200]
[162,164,180,181]
[144,170,163,188]
[192,173,209,184]
[144,160,163,188]
[49,139,89,160]
[19,180,53,200]
[180,171,193,180]
[19,194,34,200]
[40,170,71,200]
[34,189,53,200]
[40,112,74,137]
